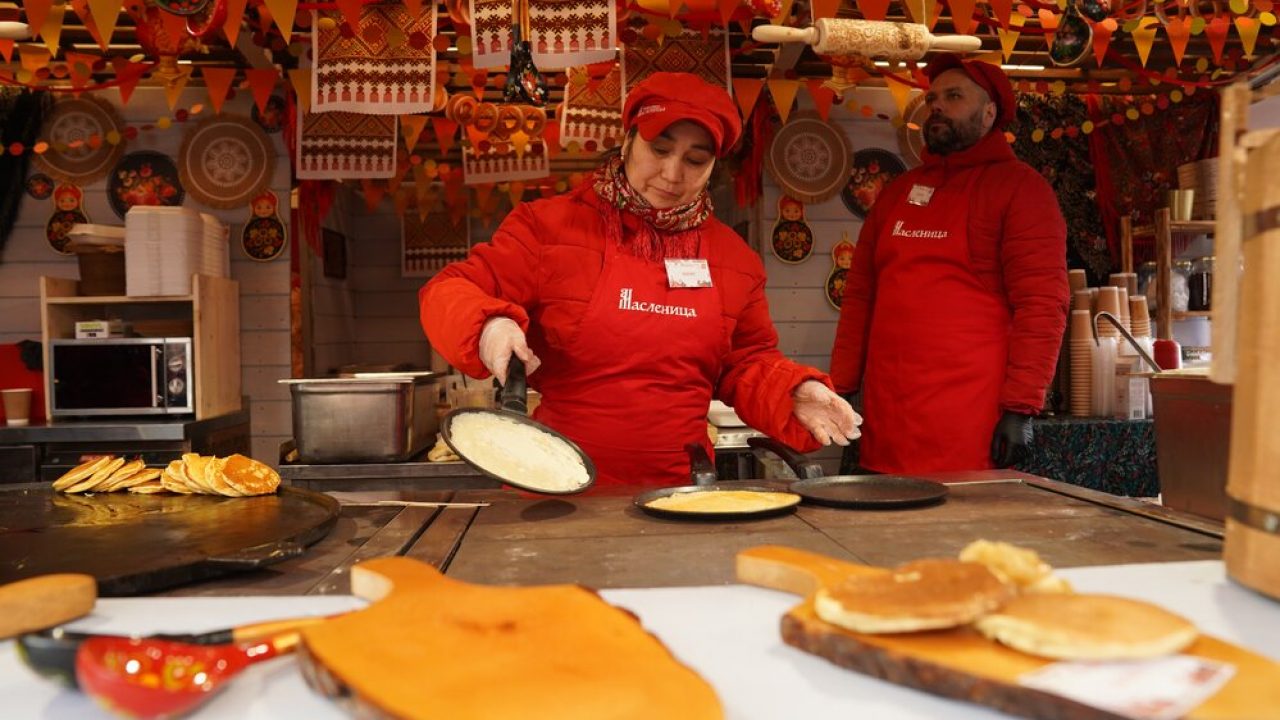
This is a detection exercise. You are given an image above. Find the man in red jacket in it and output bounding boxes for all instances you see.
[830,57,1068,474]
[422,72,860,489]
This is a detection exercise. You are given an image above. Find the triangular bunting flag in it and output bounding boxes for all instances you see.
[224,0,249,46]
[202,67,237,113]
[998,14,1024,61]
[432,117,459,154]
[949,0,977,34]
[0,40,12,63]
[510,129,530,158]
[988,0,1013,26]
[474,183,495,214]
[159,7,187,45]
[1205,16,1229,65]
[262,0,298,43]
[464,125,487,149]
[886,74,916,117]
[287,68,311,113]
[857,0,890,21]
[394,187,411,216]
[717,0,737,25]
[1165,16,1192,66]
[1131,16,1158,68]
[811,0,839,20]
[542,123,560,159]
[40,3,65,54]
[65,52,95,90]
[414,167,431,220]
[335,0,362,28]
[69,0,104,49]
[767,79,800,123]
[23,0,53,42]
[1038,9,1059,50]
[18,45,52,73]
[1092,19,1115,68]
[806,79,836,121]
[508,181,526,209]
[1234,16,1260,59]
[471,69,488,100]
[86,0,121,50]
[163,66,195,110]
[245,68,279,115]
[401,115,429,152]
[361,180,387,212]
[110,57,148,104]
[732,77,764,120]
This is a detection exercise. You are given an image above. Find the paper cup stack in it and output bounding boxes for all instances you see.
[1095,286,1122,337]
[1069,310,1093,416]
[1130,296,1152,338]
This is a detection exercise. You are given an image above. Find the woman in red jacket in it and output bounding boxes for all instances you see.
[420,72,860,488]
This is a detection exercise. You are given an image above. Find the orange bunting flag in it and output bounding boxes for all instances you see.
[858,0,891,21]
[163,66,194,110]
[508,181,525,209]
[361,180,387,212]
[806,79,836,121]
[949,0,976,34]
[224,0,249,46]
[202,67,237,113]
[998,13,1024,61]
[86,0,122,49]
[988,0,1013,25]
[885,74,916,118]
[65,51,95,90]
[19,45,52,73]
[40,2,65,55]
[0,40,12,64]
[394,187,411,216]
[1091,19,1115,68]
[1205,16,1229,65]
[110,56,148,104]
[335,0,362,28]
[464,125,487,149]
[1234,16,1260,59]
[401,115,429,152]
[287,68,310,113]
[245,68,279,115]
[811,0,839,20]
[23,0,53,42]
[1165,16,1192,66]
[542,122,560,159]
[717,0,737,24]
[262,0,298,43]
[767,78,800,123]
[431,117,460,154]
[732,77,764,121]
[1131,16,1158,68]
[473,183,496,214]
[69,0,104,49]
[1038,9,1059,50]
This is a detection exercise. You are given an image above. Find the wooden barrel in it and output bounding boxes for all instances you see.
[1222,130,1280,601]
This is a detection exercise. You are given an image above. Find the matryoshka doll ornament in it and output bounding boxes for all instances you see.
[771,195,815,264]
[46,184,90,256]
[825,232,856,309]
[242,190,287,262]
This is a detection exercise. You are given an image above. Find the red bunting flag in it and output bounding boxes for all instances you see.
[245,68,280,115]
[224,0,250,46]
[806,80,836,121]
[110,56,149,104]
[432,117,460,154]
[201,67,237,113]
[731,77,764,121]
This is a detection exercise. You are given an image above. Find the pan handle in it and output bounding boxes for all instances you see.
[686,443,718,487]
[747,437,826,480]
[499,354,528,414]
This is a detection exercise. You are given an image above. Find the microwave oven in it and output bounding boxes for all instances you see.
[49,338,194,417]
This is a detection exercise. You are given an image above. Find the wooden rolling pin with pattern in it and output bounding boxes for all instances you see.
[752,19,981,60]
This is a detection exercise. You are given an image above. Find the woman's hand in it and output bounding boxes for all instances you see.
[792,380,862,446]
[478,317,542,385]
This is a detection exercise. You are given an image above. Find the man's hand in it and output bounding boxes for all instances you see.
[792,381,862,447]
[478,317,541,385]
[990,411,1034,468]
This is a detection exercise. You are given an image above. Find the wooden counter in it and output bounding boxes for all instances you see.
[161,471,1223,597]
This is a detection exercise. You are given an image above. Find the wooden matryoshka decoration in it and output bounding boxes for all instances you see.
[771,195,815,264]
[46,183,90,256]
[825,232,856,309]
[242,190,287,262]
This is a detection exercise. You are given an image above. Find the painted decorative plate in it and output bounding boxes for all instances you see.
[107,151,185,219]
[841,148,907,220]
[33,96,126,185]
[252,94,287,133]
[179,114,276,209]
[764,112,852,205]
[896,94,929,168]
[25,173,54,200]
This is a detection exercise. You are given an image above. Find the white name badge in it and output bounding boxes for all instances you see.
[665,258,713,288]
[907,184,935,206]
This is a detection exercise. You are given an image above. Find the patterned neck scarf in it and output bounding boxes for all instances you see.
[591,154,712,261]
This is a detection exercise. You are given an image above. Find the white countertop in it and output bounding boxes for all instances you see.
[2,560,1277,719]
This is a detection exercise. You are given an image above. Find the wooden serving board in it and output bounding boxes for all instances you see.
[297,556,723,720]
[736,546,1280,720]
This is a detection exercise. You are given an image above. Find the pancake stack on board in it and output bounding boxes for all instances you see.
[51,453,280,497]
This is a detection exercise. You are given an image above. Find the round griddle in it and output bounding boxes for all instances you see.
[0,485,338,596]
[747,437,949,509]
[633,444,801,520]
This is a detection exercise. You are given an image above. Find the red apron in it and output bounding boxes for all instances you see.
[860,171,1009,474]
[532,236,727,488]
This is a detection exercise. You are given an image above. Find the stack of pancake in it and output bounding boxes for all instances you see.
[52,453,281,497]
[813,540,1198,661]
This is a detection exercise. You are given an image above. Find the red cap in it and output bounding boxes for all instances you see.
[924,56,1017,130]
[622,72,743,157]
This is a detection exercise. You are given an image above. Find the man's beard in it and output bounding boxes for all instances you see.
[923,108,988,155]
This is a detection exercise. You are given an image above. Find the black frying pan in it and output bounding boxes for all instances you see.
[747,437,948,509]
[633,444,802,520]
[441,356,596,494]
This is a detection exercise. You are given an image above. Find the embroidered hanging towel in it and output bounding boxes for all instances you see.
[312,3,438,114]
[622,26,731,94]
[462,144,550,185]
[402,210,470,276]
[297,105,399,179]
[560,64,623,149]
[469,0,615,70]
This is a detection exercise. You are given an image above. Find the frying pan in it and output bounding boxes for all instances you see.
[633,444,802,520]
[440,356,596,494]
[747,437,948,509]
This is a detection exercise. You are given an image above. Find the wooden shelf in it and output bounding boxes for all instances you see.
[45,294,193,305]
[1129,220,1216,237]
[1173,311,1213,320]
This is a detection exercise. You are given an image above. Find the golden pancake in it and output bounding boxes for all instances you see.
[219,454,281,496]
[109,467,162,491]
[959,540,1072,594]
[645,490,799,514]
[52,456,113,491]
[128,479,168,494]
[97,459,146,492]
[160,460,194,494]
[815,558,1012,633]
[181,453,218,494]
[64,457,125,493]
[974,593,1198,660]
[203,457,245,497]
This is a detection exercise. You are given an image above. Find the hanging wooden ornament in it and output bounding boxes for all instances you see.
[179,113,276,209]
[107,151,186,220]
[241,190,287,262]
[841,147,907,219]
[825,232,856,309]
[502,0,548,106]
[26,174,54,200]
[33,96,125,186]
[45,183,90,256]
[770,195,815,264]
[764,111,852,205]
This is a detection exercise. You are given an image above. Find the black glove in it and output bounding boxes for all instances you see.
[990,411,1034,468]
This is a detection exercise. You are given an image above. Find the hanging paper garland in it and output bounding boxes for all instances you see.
[33,95,126,185]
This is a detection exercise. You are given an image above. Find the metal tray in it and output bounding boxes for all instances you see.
[0,486,339,595]
[790,475,948,509]
[281,374,440,464]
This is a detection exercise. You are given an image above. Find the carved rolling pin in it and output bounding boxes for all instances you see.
[752,19,981,60]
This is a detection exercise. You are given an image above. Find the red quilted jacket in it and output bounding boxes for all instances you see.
[420,183,830,455]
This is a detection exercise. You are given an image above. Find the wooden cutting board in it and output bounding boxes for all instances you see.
[736,545,1280,720]
[297,556,723,720]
